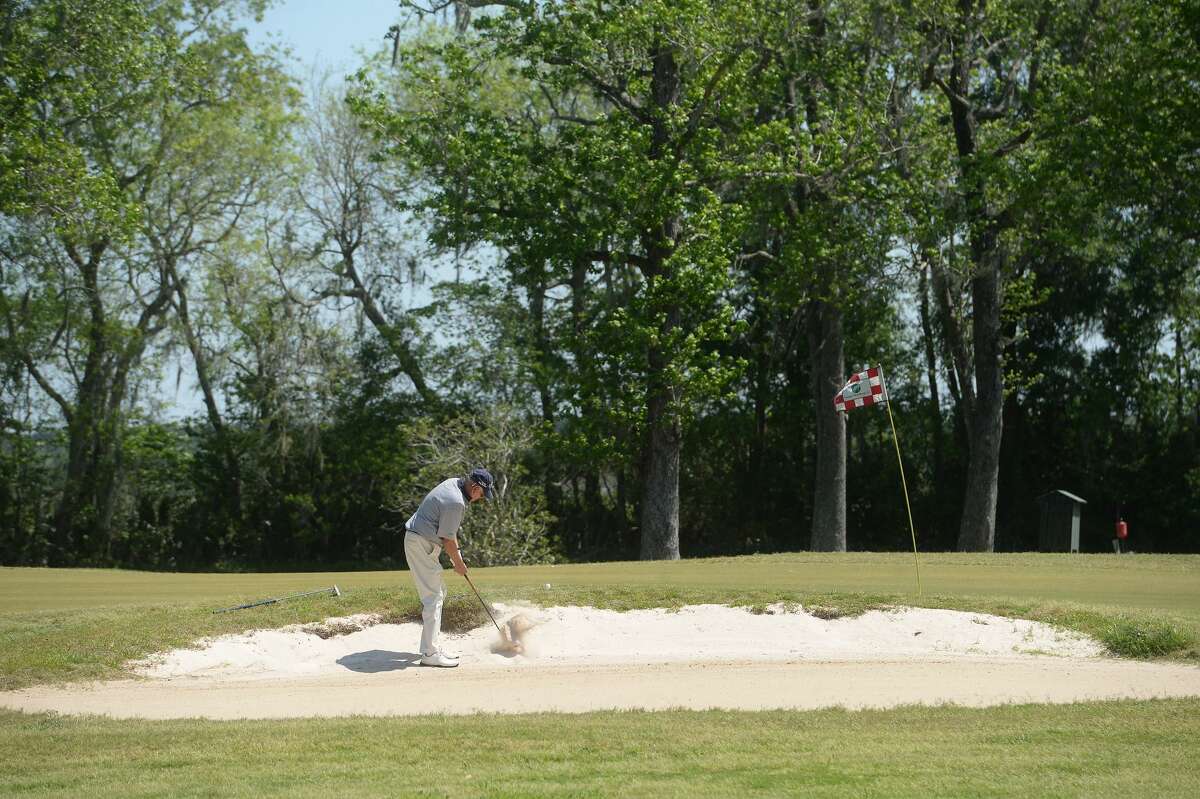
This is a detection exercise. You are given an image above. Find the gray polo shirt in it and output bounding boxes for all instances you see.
[405,477,469,542]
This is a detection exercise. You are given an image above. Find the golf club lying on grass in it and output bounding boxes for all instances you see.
[463,573,526,655]
[214,585,341,614]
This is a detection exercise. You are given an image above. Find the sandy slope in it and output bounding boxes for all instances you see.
[4,604,1199,719]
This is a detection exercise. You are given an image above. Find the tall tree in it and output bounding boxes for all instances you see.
[0,0,152,227]
[295,79,436,405]
[0,0,290,563]
[913,0,1105,551]
[744,0,901,550]
[354,1,759,559]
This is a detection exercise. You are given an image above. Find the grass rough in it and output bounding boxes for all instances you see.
[3,700,1200,798]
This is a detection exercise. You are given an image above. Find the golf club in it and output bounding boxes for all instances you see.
[463,573,523,653]
[214,585,341,614]
[463,573,504,636]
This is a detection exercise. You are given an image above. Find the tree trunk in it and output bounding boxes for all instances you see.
[640,359,681,560]
[807,296,846,551]
[638,241,683,561]
[635,249,683,560]
[51,244,108,564]
[637,40,683,561]
[751,340,770,532]
[53,336,134,565]
[615,465,632,555]
[929,257,974,450]
[52,397,98,564]
[942,32,1005,553]
[584,471,603,551]
[918,263,945,486]
[638,248,684,559]
[956,244,1004,551]
[172,265,242,516]
[529,264,554,425]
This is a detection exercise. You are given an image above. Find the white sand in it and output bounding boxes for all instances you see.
[5,604,1200,719]
[132,604,1105,680]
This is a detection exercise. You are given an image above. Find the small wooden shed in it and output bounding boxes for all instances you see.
[1037,490,1087,553]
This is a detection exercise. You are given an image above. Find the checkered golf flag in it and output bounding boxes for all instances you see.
[834,366,888,413]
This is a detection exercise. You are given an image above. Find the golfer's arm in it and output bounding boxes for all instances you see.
[441,536,467,574]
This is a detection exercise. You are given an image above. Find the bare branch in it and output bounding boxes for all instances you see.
[1,301,74,421]
[991,127,1032,159]
[584,249,650,269]
[543,55,648,123]
[737,250,778,264]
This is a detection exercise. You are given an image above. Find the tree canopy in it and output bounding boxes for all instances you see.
[2,0,1197,568]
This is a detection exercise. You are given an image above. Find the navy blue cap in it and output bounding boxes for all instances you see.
[469,467,495,500]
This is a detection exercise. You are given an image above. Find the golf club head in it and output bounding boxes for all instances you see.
[491,625,524,656]
[490,613,534,656]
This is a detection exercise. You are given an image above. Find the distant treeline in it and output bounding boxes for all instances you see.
[1,0,1197,569]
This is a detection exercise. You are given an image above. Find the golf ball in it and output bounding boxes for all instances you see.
[544,583,551,589]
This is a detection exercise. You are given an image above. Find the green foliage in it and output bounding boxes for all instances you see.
[1,1,1198,567]
[0,0,158,233]
[108,422,196,569]
[1,0,299,565]
[0,420,57,565]
[393,407,561,566]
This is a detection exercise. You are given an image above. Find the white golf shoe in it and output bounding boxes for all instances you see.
[420,651,460,668]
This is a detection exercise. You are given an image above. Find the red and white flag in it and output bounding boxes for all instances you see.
[834,366,888,413]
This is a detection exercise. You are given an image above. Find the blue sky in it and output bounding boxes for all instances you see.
[242,0,402,76]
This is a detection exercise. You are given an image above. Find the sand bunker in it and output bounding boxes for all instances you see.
[5,604,1200,719]
[133,604,1104,680]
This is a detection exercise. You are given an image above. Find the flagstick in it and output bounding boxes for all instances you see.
[883,391,922,596]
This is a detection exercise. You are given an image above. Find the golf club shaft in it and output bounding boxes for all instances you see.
[463,573,504,636]
[214,586,338,614]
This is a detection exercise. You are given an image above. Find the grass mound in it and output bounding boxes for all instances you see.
[375,594,494,634]
[1101,617,1194,658]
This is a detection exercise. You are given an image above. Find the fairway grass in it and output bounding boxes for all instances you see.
[1,553,1199,691]
[6,552,1200,614]
[3,699,1199,798]
[3,554,1199,798]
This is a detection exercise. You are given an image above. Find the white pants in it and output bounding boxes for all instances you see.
[404,531,445,656]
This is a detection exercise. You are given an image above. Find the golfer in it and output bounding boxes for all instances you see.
[404,467,494,667]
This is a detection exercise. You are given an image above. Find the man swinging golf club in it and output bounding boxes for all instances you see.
[403,466,494,667]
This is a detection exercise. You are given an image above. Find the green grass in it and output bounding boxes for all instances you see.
[2,553,1199,691]
[3,553,1200,797]
[6,552,1200,613]
[3,700,1199,798]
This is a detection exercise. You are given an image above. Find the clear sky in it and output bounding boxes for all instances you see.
[242,0,403,77]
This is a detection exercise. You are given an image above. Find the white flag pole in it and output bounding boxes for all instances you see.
[879,366,922,596]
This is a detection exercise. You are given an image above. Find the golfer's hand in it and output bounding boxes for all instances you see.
[441,536,468,576]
